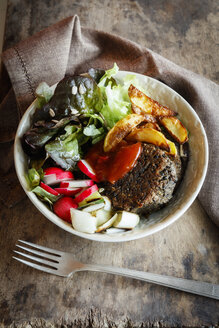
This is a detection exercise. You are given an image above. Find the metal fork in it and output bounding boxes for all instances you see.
[13,240,219,300]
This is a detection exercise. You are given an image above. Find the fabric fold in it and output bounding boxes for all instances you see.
[2,16,76,115]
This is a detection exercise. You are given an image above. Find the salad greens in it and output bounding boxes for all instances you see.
[33,75,103,122]
[88,68,105,83]
[45,125,81,170]
[35,82,54,108]
[26,168,44,189]
[23,64,144,171]
[23,117,79,156]
[97,63,147,128]
[32,186,59,205]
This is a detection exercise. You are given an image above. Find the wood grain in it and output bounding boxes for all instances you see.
[0,0,7,55]
[0,0,219,327]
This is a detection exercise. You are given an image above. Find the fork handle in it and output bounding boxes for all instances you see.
[84,264,219,300]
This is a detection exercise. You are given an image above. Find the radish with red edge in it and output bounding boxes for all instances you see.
[43,167,74,185]
[61,179,94,188]
[42,174,57,185]
[60,182,83,192]
[60,181,86,190]
[78,160,99,182]
[74,187,87,197]
[44,167,64,176]
[74,184,98,204]
[53,197,78,223]
[40,182,60,196]
[60,181,69,188]
[54,187,82,196]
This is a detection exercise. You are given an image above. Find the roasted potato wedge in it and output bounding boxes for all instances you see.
[104,114,146,152]
[131,105,157,123]
[126,127,170,152]
[131,104,142,115]
[143,114,157,123]
[159,116,188,144]
[166,139,177,157]
[143,122,161,131]
[128,84,176,117]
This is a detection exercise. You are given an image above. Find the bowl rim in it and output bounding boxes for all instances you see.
[14,71,209,242]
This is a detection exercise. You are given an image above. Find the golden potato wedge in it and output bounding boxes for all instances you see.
[131,104,142,115]
[131,102,158,123]
[143,114,158,123]
[159,116,188,144]
[144,122,161,131]
[126,127,170,152]
[128,84,176,117]
[166,139,177,157]
[103,114,146,152]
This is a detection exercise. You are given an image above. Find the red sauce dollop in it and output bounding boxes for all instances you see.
[85,141,142,184]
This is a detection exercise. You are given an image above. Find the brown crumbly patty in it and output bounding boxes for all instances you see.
[102,143,182,214]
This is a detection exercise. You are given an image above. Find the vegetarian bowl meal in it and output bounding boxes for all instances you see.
[14,64,208,242]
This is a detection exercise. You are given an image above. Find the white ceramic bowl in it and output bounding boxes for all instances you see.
[14,71,208,242]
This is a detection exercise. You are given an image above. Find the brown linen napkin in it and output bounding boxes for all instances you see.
[1,15,219,226]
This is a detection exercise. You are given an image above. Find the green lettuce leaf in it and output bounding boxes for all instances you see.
[91,134,105,144]
[22,117,79,157]
[83,124,103,137]
[80,113,107,143]
[45,125,81,170]
[97,65,151,128]
[30,156,48,171]
[98,63,119,87]
[35,82,54,108]
[97,63,131,128]
[88,68,105,83]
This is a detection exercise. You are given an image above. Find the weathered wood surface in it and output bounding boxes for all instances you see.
[0,0,219,327]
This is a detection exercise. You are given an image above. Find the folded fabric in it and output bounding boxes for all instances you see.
[1,15,218,226]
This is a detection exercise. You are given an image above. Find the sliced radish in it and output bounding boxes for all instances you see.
[44,167,64,176]
[96,213,118,233]
[43,174,57,185]
[43,167,74,185]
[113,211,139,229]
[61,179,94,188]
[44,167,74,179]
[60,181,70,188]
[54,187,82,196]
[71,208,97,233]
[56,171,74,179]
[74,187,87,197]
[78,159,99,182]
[40,182,60,196]
[74,184,98,204]
[60,181,84,190]
[60,181,86,190]
[53,197,78,223]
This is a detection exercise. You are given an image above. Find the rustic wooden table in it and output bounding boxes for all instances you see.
[0,1,219,327]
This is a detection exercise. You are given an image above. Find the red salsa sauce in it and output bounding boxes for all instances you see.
[85,141,142,184]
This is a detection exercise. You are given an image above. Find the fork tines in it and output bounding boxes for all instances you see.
[13,240,62,275]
